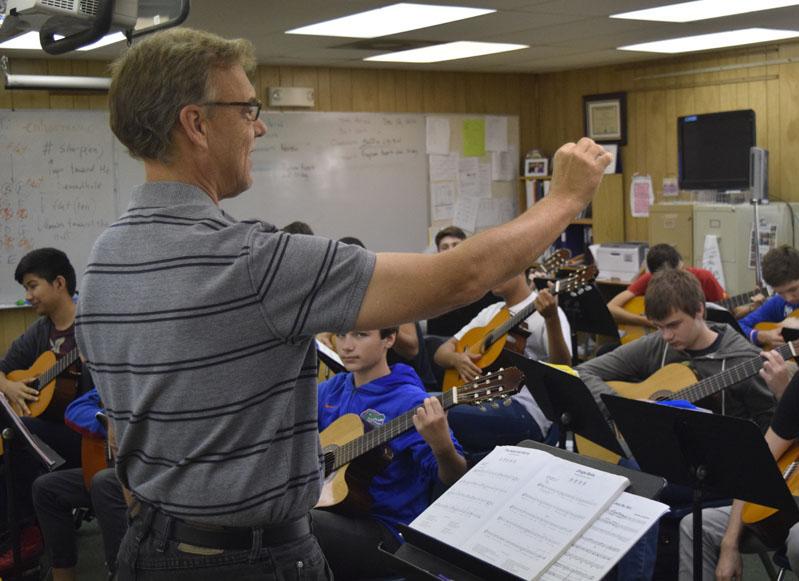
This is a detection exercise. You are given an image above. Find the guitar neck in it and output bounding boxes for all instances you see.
[668,341,798,402]
[719,289,761,311]
[37,348,79,391]
[332,390,458,471]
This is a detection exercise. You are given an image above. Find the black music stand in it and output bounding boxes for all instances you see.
[493,350,625,458]
[561,284,619,364]
[705,304,745,337]
[381,439,666,580]
[603,395,798,581]
[0,394,64,580]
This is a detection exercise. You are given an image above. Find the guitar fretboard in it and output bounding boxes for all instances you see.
[666,340,797,403]
[718,289,765,311]
[331,390,458,471]
[36,348,79,392]
[330,371,520,470]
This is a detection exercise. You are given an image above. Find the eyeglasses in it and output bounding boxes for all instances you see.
[202,99,262,122]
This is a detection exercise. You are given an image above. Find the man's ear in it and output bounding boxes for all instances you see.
[384,333,397,350]
[177,104,208,149]
[53,275,67,292]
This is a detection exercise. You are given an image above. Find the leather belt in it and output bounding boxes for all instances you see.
[145,507,310,551]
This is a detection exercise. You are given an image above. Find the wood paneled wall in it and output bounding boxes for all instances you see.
[535,41,799,241]
[3,42,799,350]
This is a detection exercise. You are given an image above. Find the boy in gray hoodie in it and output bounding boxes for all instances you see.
[578,268,776,432]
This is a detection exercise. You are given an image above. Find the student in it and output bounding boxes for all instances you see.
[0,248,90,532]
[435,272,570,452]
[579,268,776,580]
[281,220,314,235]
[76,27,608,579]
[32,388,128,581]
[580,268,775,431]
[678,350,795,580]
[313,327,466,579]
[425,226,498,338]
[607,244,726,330]
[739,244,799,347]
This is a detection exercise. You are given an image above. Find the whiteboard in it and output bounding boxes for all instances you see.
[221,111,428,253]
[0,110,143,306]
[0,109,516,306]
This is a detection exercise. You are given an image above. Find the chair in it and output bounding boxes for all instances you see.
[773,545,791,581]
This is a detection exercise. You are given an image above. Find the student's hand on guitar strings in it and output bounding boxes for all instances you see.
[534,289,558,320]
[760,350,791,399]
[412,397,452,454]
[758,327,786,347]
[3,378,38,416]
[452,352,482,383]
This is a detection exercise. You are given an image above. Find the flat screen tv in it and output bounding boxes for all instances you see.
[677,109,755,191]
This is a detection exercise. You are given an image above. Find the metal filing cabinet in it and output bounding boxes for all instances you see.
[648,203,694,266]
[693,202,793,295]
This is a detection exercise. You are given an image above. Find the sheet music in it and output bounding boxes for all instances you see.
[464,452,629,579]
[411,446,630,580]
[540,492,669,580]
[411,447,552,546]
[315,339,343,369]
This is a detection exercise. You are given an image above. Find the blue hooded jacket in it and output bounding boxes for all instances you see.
[317,363,463,540]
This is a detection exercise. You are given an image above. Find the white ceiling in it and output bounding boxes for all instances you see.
[7,0,799,72]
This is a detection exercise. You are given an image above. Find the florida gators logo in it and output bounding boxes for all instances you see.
[360,408,386,427]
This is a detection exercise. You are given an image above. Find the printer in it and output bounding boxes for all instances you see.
[593,243,648,283]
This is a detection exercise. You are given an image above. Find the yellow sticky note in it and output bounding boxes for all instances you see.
[462,119,486,157]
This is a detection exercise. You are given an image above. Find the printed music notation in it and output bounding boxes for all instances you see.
[410,446,668,581]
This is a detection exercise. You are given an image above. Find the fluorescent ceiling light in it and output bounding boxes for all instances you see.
[366,41,527,63]
[0,30,124,51]
[619,28,799,53]
[76,31,126,51]
[0,31,43,50]
[612,0,799,23]
[286,3,494,38]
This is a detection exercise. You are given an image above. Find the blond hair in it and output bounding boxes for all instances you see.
[109,28,256,163]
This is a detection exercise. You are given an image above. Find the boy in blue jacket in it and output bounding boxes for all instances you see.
[313,327,466,580]
[739,245,799,347]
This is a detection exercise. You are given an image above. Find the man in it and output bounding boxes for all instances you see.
[739,244,799,347]
[314,327,465,579]
[607,243,726,330]
[580,268,775,432]
[426,225,498,338]
[75,27,609,579]
[678,350,796,580]
[435,272,570,452]
[579,268,776,580]
[0,248,89,533]
[32,388,127,581]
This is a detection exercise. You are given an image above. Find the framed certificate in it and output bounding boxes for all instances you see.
[584,92,627,145]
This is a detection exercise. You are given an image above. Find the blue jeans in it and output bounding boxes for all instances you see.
[446,400,544,455]
[117,508,332,581]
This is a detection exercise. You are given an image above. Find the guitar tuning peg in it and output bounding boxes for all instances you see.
[490,401,500,409]
[503,397,513,407]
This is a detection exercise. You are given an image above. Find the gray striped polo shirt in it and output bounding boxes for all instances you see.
[76,182,375,526]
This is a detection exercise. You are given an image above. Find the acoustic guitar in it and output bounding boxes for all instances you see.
[575,339,799,463]
[619,287,766,345]
[315,367,524,514]
[537,248,571,276]
[618,296,647,345]
[742,442,799,547]
[441,265,597,391]
[754,308,799,350]
[7,347,79,418]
